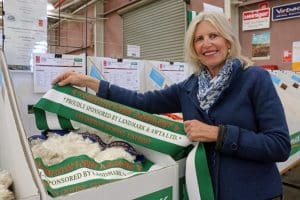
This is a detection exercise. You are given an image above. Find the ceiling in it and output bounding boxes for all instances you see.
[48,0,93,13]
[47,0,101,24]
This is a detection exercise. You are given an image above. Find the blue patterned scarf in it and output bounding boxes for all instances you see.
[197,59,234,113]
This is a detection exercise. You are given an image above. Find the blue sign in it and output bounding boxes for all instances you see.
[272,2,300,21]
[149,68,165,87]
[90,66,105,81]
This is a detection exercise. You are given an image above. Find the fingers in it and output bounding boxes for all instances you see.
[183,120,192,129]
[183,120,198,131]
[183,120,193,138]
[51,73,64,85]
[183,120,205,142]
[51,70,74,86]
[57,76,72,86]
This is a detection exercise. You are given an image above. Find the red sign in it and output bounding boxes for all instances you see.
[242,8,270,31]
[282,50,292,63]
[243,8,270,20]
[259,2,269,9]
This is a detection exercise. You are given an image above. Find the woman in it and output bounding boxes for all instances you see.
[52,12,290,200]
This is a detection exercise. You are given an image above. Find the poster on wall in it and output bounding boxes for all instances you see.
[251,32,270,60]
[292,41,300,71]
[101,57,143,91]
[242,8,270,31]
[87,57,145,92]
[33,53,85,93]
[144,60,189,91]
[3,0,47,71]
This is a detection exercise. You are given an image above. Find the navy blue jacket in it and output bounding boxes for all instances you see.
[97,60,291,200]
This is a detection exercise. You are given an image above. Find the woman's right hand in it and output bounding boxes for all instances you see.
[51,70,100,92]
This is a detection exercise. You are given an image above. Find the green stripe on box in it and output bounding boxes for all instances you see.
[290,131,300,156]
[35,155,154,197]
[35,155,153,175]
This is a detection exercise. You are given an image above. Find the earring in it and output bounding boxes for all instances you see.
[228,48,231,54]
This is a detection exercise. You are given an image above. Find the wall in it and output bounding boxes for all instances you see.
[103,0,299,70]
[189,0,224,11]
[103,0,223,59]
[103,0,137,58]
[239,0,300,70]
[50,5,95,56]
[103,12,123,58]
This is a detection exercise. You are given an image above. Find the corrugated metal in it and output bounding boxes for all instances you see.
[123,0,186,62]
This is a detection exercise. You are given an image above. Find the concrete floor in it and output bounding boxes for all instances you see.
[282,162,300,200]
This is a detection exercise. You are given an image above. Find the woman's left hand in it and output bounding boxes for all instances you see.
[183,119,219,142]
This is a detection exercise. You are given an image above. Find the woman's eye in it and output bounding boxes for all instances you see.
[194,36,203,42]
[209,33,218,39]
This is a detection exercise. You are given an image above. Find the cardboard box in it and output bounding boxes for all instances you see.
[0,52,179,200]
[41,147,179,200]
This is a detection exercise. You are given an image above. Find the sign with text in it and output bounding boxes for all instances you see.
[272,2,300,21]
[3,0,47,69]
[292,41,300,71]
[242,8,270,31]
[33,53,85,93]
[127,45,140,57]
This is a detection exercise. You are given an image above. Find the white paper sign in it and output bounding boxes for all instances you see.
[101,58,143,91]
[3,0,48,68]
[33,53,85,93]
[145,61,189,91]
[242,8,270,31]
[127,45,140,57]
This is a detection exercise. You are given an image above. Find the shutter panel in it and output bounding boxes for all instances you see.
[123,0,186,62]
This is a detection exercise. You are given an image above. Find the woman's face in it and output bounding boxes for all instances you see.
[193,21,231,76]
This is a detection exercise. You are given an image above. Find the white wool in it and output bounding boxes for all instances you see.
[0,170,12,189]
[31,132,102,166]
[0,185,15,200]
[0,170,15,200]
[73,123,115,144]
[95,147,135,163]
[31,132,136,166]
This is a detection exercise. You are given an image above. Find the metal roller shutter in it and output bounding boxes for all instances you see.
[122,0,186,62]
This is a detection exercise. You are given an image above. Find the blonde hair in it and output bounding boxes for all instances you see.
[184,11,252,74]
